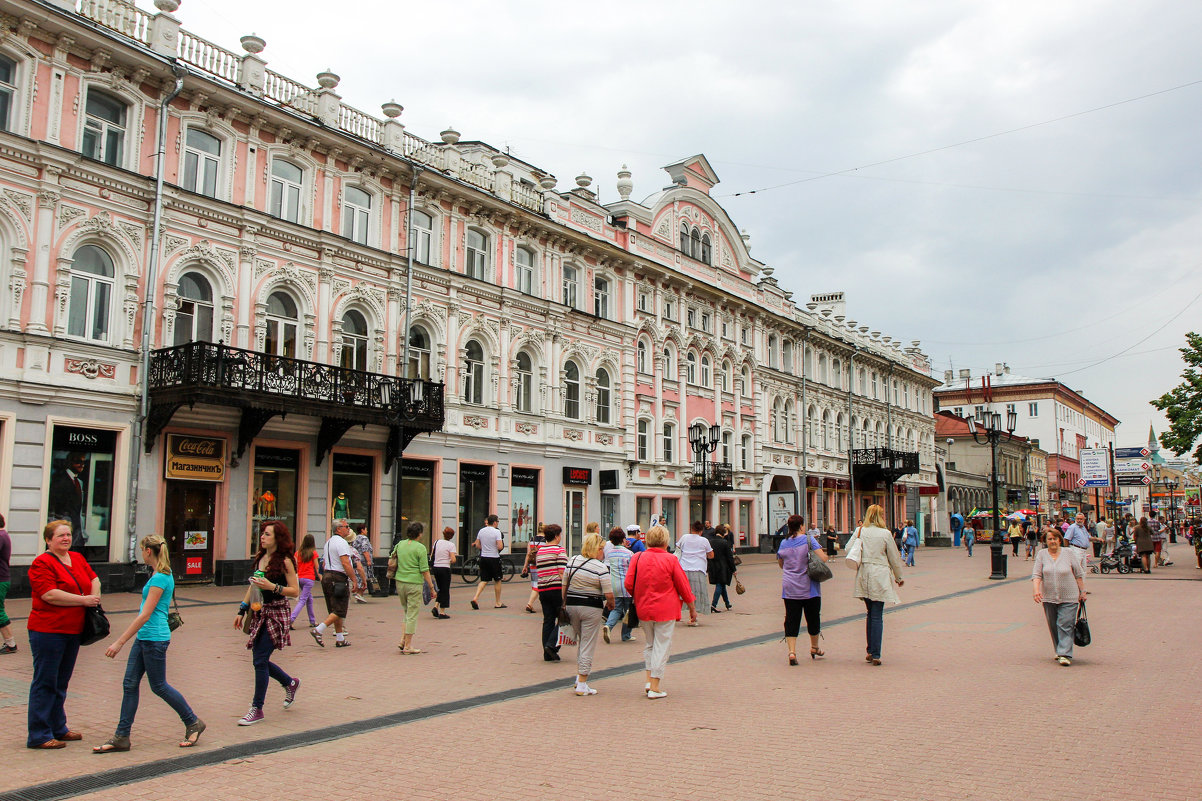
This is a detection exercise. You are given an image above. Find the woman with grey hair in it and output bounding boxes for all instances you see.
[624,525,697,699]
[1031,526,1086,666]
[563,533,614,696]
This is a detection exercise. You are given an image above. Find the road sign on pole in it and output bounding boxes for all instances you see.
[1114,447,1151,459]
[1079,448,1110,488]
[1117,474,1152,487]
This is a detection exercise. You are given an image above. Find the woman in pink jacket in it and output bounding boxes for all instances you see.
[624,525,697,699]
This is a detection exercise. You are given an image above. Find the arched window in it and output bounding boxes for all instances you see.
[465,229,487,280]
[807,405,818,448]
[594,276,610,319]
[182,127,220,198]
[68,245,114,342]
[81,88,126,166]
[637,419,650,461]
[564,361,581,419]
[785,401,795,443]
[663,422,675,462]
[637,339,648,374]
[407,327,430,379]
[822,410,832,450]
[700,354,711,387]
[690,228,701,259]
[700,233,712,264]
[0,55,16,131]
[741,434,751,470]
[562,264,578,308]
[720,360,731,392]
[269,159,303,222]
[832,358,841,389]
[340,310,369,371]
[836,412,846,452]
[663,345,675,376]
[515,351,533,413]
[686,351,697,384]
[411,210,433,265]
[174,271,214,345]
[767,334,778,369]
[741,364,751,396]
[463,339,484,404]
[264,291,298,357]
[342,186,371,245]
[773,399,784,442]
[515,246,534,294]
[595,368,611,424]
[680,222,690,256]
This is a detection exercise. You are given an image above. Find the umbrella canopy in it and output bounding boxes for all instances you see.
[968,508,1003,519]
[1006,512,1027,521]
[1015,509,1038,516]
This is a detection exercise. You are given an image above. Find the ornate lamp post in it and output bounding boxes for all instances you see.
[1164,475,1179,543]
[689,421,722,526]
[1033,478,1043,529]
[967,407,1017,580]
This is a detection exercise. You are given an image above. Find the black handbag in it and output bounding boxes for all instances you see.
[52,556,110,646]
[167,588,184,632]
[625,554,641,627]
[805,536,834,583]
[1073,601,1091,647]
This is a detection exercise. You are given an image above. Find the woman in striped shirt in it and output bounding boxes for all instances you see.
[564,534,615,696]
[535,524,567,662]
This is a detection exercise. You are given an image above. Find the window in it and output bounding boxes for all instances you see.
[465,229,487,280]
[783,341,793,372]
[264,291,298,357]
[1029,402,1039,417]
[701,312,711,332]
[595,369,611,424]
[342,186,371,245]
[637,340,648,374]
[516,247,534,294]
[859,368,866,395]
[663,300,675,320]
[700,233,711,264]
[182,127,220,198]
[269,159,303,222]
[0,55,15,131]
[784,402,795,443]
[687,308,697,328]
[562,265,578,308]
[340,310,369,371]
[594,276,610,319]
[893,380,899,405]
[700,354,711,387]
[1006,402,1016,416]
[686,351,697,384]
[767,334,778,369]
[411,210,433,265]
[463,340,484,404]
[174,271,214,345]
[67,245,114,341]
[741,365,751,397]
[871,371,878,399]
[741,326,749,346]
[818,353,828,383]
[564,362,581,419]
[515,352,533,412]
[680,223,690,256]
[721,431,732,462]
[690,228,701,259]
[773,399,784,441]
[822,410,832,450]
[407,327,430,379]
[637,292,649,312]
[663,423,674,462]
[741,434,751,470]
[81,89,126,166]
[832,359,841,389]
[720,360,731,392]
[721,320,728,338]
[637,419,650,461]
[663,346,674,376]
[953,406,964,417]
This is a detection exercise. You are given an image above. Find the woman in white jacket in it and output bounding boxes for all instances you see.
[850,504,905,666]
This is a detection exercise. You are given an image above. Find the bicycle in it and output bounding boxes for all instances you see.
[459,555,516,583]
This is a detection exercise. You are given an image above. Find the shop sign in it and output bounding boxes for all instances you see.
[165,435,225,482]
[600,469,619,491]
[183,530,209,550]
[401,459,436,479]
[185,557,203,574]
[562,467,592,486]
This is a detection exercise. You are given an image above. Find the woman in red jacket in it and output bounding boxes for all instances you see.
[624,525,697,699]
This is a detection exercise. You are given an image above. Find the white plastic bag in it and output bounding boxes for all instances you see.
[557,624,577,647]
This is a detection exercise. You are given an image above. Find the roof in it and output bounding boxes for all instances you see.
[934,372,1120,427]
[935,410,1029,442]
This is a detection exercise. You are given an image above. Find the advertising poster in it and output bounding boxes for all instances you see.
[767,491,797,537]
[47,425,118,554]
[183,530,209,550]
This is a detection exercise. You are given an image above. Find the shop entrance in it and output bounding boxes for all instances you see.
[458,464,492,555]
[164,481,216,581]
[564,488,585,554]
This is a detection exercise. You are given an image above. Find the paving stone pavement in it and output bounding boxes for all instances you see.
[1,547,1199,800]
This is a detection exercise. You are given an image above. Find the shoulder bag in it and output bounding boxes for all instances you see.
[844,528,864,571]
[625,553,642,627]
[167,583,184,632]
[806,536,834,583]
[386,542,399,580]
[558,560,586,625]
[51,555,110,646]
[1073,601,1091,647]
[734,575,746,595]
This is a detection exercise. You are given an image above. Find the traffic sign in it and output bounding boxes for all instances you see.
[1114,460,1150,473]
[1077,478,1087,488]
[1079,448,1110,487]
[1118,474,1152,486]
[1115,447,1151,459]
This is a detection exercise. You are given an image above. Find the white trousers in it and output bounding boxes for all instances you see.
[640,620,676,679]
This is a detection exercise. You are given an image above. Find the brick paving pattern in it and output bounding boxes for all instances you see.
[2,548,1199,800]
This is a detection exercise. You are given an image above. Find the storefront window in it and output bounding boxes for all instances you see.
[719,501,732,528]
[511,468,539,548]
[46,426,117,559]
[739,500,752,545]
[252,447,300,553]
[661,497,678,544]
[400,459,435,549]
[636,497,653,531]
[601,495,617,534]
[331,453,374,538]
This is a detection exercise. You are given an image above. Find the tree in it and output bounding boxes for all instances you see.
[1151,331,1202,461]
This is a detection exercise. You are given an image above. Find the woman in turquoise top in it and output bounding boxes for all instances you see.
[93,535,204,753]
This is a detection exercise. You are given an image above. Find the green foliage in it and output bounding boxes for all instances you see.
[1150,331,1202,461]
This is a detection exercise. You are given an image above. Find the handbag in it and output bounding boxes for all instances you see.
[386,550,399,580]
[167,587,184,632]
[734,576,746,595]
[844,528,864,570]
[1073,601,1091,647]
[627,553,642,623]
[732,553,743,566]
[51,555,110,646]
[807,537,833,583]
[422,581,432,605]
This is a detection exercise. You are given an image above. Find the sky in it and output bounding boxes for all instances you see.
[140,0,1202,453]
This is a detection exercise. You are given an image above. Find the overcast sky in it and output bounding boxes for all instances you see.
[145,0,1202,452]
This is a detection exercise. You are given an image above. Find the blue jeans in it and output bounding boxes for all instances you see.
[27,630,80,747]
[903,544,915,566]
[251,626,292,709]
[863,599,885,659]
[117,639,197,736]
[966,537,974,556]
[711,584,731,609]
[604,597,634,640]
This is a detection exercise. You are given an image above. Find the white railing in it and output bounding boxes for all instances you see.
[459,161,494,192]
[178,29,240,83]
[78,0,151,44]
[264,69,316,114]
[510,182,543,212]
[337,104,382,145]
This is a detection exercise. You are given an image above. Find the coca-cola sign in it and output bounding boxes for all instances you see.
[165,434,226,482]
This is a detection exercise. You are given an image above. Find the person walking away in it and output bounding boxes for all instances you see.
[602,528,635,643]
[26,520,101,749]
[624,525,697,698]
[963,522,975,557]
[563,533,615,696]
[777,514,829,664]
[312,519,356,647]
[903,519,919,566]
[1025,521,1039,561]
[852,505,905,666]
[1148,512,1170,566]
[290,534,321,630]
[350,524,380,599]
[430,527,456,618]
[1008,519,1023,557]
[535,524,568,661]
[0,514,15,654]
[706,524,737,612]
[520,522,544,614]
[233,520,300,725]
[675,521,713,620]
[1133,517,1155,573]
[1031,527,1086,666]
[470,514,506,610]
[626,524,647,554]
[1063,513,1091,573]
[391,522,438,654]
[94,535,203,752]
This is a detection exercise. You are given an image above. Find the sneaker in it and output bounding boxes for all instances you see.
[309,627,324,647]
[283,678,300,709]
[602,625,611,644]
[354,594,367,604]
[646,690,668,699]
[1057,656,1072,667]
[0,643,17,655]
[237,706,264,726]
[574,683,598,696]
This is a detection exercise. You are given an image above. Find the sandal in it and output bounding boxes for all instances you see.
[179,719,205,748]
[811,647,825,659]
[93,736,131,753]
[525,605,535,614]
[788,652,798,666]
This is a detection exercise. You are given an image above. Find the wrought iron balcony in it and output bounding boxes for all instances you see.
[146,341,444,468]
[852,447,920,483]
[689,460,734,491]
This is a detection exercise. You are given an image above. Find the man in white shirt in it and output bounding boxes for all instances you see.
[312,519,357,647]
[470,514,507,610]
[676,521,714,620]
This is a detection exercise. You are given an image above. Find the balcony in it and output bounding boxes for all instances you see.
[146,341,444,469]
[852,447,920,485]
[689,460,734,491]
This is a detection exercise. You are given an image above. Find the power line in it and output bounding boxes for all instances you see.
[1055,288,1202,377]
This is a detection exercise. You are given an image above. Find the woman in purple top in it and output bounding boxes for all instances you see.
[777,514,828,665]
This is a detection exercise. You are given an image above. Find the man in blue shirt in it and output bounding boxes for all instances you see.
[1064,513,1092,571]
[624,524,646,554]
[903,520,919,566]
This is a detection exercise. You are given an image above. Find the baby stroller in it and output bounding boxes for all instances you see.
[1098,537,1134,574]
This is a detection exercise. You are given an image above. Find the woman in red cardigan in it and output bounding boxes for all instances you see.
[624,525,697,699]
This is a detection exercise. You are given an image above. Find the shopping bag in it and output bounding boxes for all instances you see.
[557,624,578,647]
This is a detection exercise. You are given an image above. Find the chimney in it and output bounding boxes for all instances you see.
[994,362,1003,376]
[1003,364,1011,375]
[943,369,954,385]
[958,368,971,380]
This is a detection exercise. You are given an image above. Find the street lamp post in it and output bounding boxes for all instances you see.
[1164,476,1179,543]
[1033,478,1043,529]
[967,407,1017,580]
[689,421,722,526]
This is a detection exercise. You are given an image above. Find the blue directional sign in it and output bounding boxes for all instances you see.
[1115,447,1150,459]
